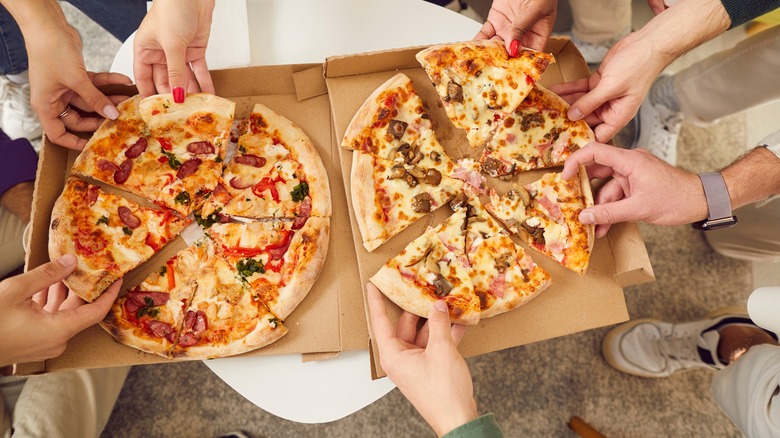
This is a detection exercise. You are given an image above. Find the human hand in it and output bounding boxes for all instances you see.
[134,0,216,101]
[366,283,477,436]
[549,31,671,142]
[0,254,121,367]
[476,0,557,52]
[25,24,133,150]
[561,143,707,237]
[648,0,676,15]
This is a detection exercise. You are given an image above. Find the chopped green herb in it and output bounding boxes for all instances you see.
[159,265,167,276]
[161,149,182,170]
[195,209,222,228]
[162,103,170,109]
[238,145,247,153]
[122,226,133,236]
[236,258,265,278]
[136,297,160,318]
[215,156,223,163]
[175,191,191,205]
[268,317,279,328]
[96,215,109,225]
[290,182,309,202]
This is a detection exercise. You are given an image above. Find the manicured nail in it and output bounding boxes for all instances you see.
[103,105,119,120]
[568,107,583,121]
[173,87,185,104]
[509,39,520,57]
[579,210,595,224]
[58,254,77,268]
[434,300,448,313]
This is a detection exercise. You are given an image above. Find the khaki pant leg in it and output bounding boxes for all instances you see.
[675,25,780,124]
[11,367,130,438]
[0,207,25,278]
[568,0,631,43]
[706,198,780,262]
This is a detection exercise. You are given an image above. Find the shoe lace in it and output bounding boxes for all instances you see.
[656,333,700,367]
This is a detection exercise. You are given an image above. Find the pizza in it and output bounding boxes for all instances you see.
[101,239,289,359]
[72,93,235,216]
[480,84,595,177]
[342,73,467,251]
[207,218,330,320]
[49,176,189,302]
[416,40,555,148]
[486,169,594,275]
[215,104,331,220]
[371,195,551,324]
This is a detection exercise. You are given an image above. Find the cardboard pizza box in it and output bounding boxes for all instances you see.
[17,38,653,376]
[18,64,367,375]
[324,38,655,378]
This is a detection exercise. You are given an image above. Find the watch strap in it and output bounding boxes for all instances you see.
[757,129,780,159]
[698,172,732,220]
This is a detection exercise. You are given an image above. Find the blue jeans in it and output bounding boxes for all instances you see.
[0,0,146,75]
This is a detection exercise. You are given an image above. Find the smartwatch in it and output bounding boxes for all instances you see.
[691,172,737,231]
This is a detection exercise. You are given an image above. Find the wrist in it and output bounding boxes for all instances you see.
[2,0,68,33]
[432,398,479,437]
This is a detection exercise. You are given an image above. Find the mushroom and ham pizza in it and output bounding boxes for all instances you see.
[371,195,551,324]
[416,40,555,148]
[49,177,190,302]
[486,168,594,275]
[49,92,331,359]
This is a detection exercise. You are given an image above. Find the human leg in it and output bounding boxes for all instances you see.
[0,5,28,76]
[705,198,780,262]
[566,0,631,63]
[711,344,780,437]
[11,367,130,437]
[67,0,147,42]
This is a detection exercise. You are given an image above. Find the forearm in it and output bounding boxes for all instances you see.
[0,0,69,35]
[722,147,780,210]
[637,0,730,68]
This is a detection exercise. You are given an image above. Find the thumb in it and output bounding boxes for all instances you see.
[163,40,190,103]
[426,300,455,347]
[60,279,121,334]
[8,255,78,301]
[567,84,611,122]
[72,76,120,120]
[579,198,637,227]
[505,14,543,52]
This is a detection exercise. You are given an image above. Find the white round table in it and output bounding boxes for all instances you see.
[111,0,482,424]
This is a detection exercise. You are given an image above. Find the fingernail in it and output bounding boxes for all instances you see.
[569,107,583,121]
[58,254,77,268]
[103,105,119,120]
[434,300,448,313]
[579,210,595,224]
[509,40,520,58]
[173,87,185,104]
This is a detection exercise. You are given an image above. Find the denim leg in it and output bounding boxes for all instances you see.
[0,4,28,76]
[66,0,146,41]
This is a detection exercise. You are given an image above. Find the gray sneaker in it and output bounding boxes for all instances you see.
[632,95,682,165]
[563,27,630,64]
[0,76,43,141]
[602,308,754,378]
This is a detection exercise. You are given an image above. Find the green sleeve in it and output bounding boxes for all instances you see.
[441,414,504,438]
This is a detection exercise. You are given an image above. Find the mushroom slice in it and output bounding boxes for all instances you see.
[388,164,406,179]
[433,274,453,297]
[411,193,433,213]
[387,119,408,139]
[424,168,442,186]
[446,81,464,103]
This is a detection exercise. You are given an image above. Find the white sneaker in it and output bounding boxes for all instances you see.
[563,27,630,64]
[0,76,43,141]
[602,308,754,378]
[632,95,682,165]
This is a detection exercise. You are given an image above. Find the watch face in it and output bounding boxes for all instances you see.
[692,216,738,231]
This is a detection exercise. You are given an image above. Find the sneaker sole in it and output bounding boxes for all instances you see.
[602,308,749,378]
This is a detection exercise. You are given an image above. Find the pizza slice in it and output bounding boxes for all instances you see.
[217,104,331,220]
[480,84,594,176]
[72,93,235,216]
[100,243,205,357]
[416,40,555,147]
[207,218,330,320]
[171,240,288,359]
[49,177,190,302]
[427,194,552,317]
[371,230,480,325]
[351,152,463,251]
[486,169,594,275]
[342,73,435,159]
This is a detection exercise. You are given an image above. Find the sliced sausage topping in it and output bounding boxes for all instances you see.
[234,154,266,168]
[124,137,148,158]
[176,158,201,179]
[186,141,215,155]
[118,206,141,229]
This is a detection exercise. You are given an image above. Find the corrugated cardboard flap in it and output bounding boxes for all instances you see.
[609,222,656,286]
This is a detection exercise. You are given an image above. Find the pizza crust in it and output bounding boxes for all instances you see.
[578,164,596,259]
[371,266,437,321]
[350,152,386,252]
[274,217,331,319]
[342,73,409,152]
[100,308,174,358]
[172,320,288,360]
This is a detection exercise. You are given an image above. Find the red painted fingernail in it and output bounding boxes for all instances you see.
[173,87,185,103]
[509,40,520,57]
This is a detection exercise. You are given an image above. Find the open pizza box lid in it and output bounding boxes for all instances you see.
[324,37,655,378]
[16,38,653,377]
[16,64,367,375]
